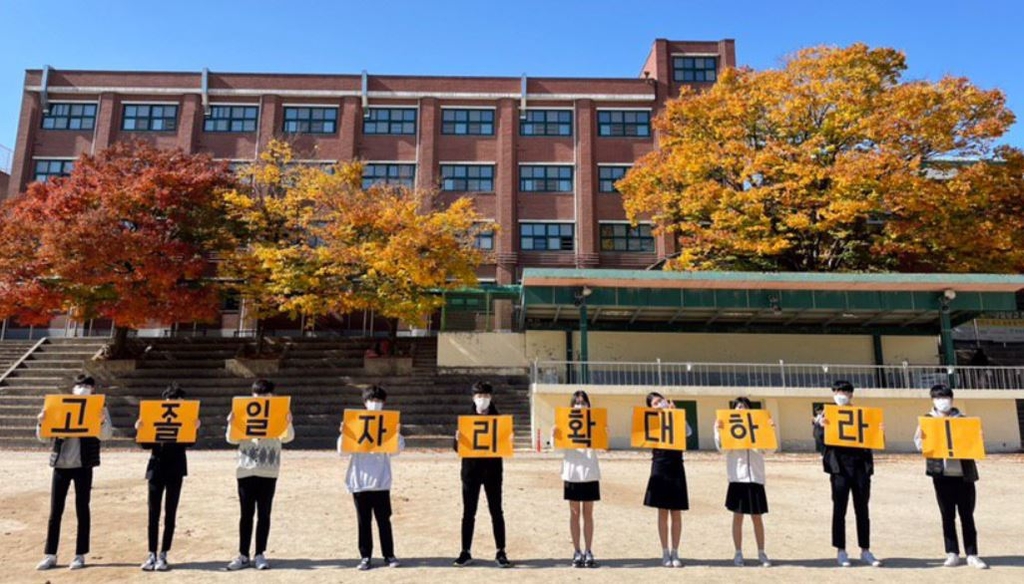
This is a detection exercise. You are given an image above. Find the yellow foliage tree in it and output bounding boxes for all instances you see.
[619,44,1024,272]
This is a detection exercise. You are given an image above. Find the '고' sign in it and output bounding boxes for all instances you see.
[40,395,106,438]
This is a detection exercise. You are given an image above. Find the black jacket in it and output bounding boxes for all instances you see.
[813,420,874,477]
[454,403,503,480]
[50,438,101,468]
[142,442,190,482]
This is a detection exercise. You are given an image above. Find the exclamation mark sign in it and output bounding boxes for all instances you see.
[944,419,954,458]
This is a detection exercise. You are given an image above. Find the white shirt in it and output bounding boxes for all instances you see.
[561,448,601,483]
[339,434,406,493]
[36,408,113,469]
[713,423,768,484]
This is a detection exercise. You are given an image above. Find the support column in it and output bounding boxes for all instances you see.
[872,333,887,388]
[939,303,956,388]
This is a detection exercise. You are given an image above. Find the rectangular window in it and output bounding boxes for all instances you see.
[520,223,574,251]
[441,109,494,135]
[362,163,416,189]
[363,108,417,135]
[673,56,718,83]
[441,164,494,192]
[599,223,655,252]
[598,166,630,193]
[282,106,338,134]
[520,165,573,193]
[597,110,650,137]
[122,104,178,132]
[520,110,572,136]
[475,230,494,251]
[41,103,97,131]
[204,105,258,132]
[33,159,74,182]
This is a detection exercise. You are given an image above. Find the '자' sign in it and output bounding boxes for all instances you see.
[136,400,200,443]
[230,396,291,441]
[715,409,778,450]
[40,395,106,438]
[631,407,688,451]
[553,407,609,450]
[919,416,985,460]
[341,410,401,454]
[824,405,885,450]
[457,415,514,458]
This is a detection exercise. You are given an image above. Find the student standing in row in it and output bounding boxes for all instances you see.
[555,390,600,568]
[643,392,691,568]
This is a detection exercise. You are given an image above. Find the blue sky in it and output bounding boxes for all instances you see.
[1,0,1022,159]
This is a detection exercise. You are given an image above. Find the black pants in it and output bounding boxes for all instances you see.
[461,472,505,552]
[353,491,394,559]
[830,472,871,550]
[148,477,183,553]
[237,476,277,557]
[933,476,978,555]
[45,467,93,556]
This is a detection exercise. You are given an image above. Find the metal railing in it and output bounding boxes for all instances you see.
[531,360,1024,391]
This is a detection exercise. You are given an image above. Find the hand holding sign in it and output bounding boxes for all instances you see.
[229,396,291,441]
[919,416,985,460]
[40,395,106,438]
[341,410,401,453]
[457,415,514,458]
[823,405,885,450]
[715,409,778,450]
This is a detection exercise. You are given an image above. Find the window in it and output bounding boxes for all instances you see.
[600,223,655,252]
[442,109,494,135]
[363,108,417,135]
[672,56,718,83]
[520,223,574,251]
[204,105,258,132]
[283,107,338,134]
[599,166,630,193]
[122,104,178,132]
[362,163,416,189]
[520,110,572,136]
[441,164,494,192]
[33,159,74,182]
[520,165,573,193]
[597,110,650,137]
[475,229,494,251]
[41,103,97,130]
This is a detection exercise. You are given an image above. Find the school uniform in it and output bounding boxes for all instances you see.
[340,433,406,560]
[562,448,601,502]
[914,408,980,556]
[642,421,693,510]
[454,403,505,552]
[226,423,295,558]
[141,442,189,553]
[814,415,873,550]
[713,424,769,515]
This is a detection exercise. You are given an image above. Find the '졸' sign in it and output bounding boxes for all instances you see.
[824,405,885,450]
[136,400,200,443]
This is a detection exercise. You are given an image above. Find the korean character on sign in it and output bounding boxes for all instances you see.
[54,397,90,435]
[246,399,271,437]
[566,407,595,447]
[153,401,183,442]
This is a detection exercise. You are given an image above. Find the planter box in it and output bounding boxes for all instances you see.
[227,358,281,378]
[363,356,413,376]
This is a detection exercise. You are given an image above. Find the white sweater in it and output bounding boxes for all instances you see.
[338,434,406,493]
[226,423,295,479]
[561,448,601,483]
[713,424,768,484]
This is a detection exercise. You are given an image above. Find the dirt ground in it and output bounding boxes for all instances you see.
[1,448,1022,584]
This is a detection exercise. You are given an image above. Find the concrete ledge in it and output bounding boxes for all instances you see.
[438,367,529,376]
[227,358,281,378]
[364,357,413,376]
[530,384,1024,399]
[85,359,137,381]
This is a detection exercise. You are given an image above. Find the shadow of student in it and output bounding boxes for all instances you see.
[172,558,347,571]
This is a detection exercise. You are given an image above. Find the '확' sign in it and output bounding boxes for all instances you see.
[136,400,200,443]
[715,409,777,450]
[230,396,291,441]
[631,407,687,451]
[457,415,514,458]
[553,407,609,450]
[919,416,985,460]
[341,410,401,453]
[40,395,106,438]
[824,405,885,450]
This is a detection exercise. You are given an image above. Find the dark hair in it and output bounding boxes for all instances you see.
[362,385,387,402]
[733,396,753,409]
[472,380,493,395]
[571,390,591,408]
[162,382,186,400]
[74,374,95,388]
[645,391,665,407]
[832,380,854,394]
[930,384,954,399]
[251,378,275,395]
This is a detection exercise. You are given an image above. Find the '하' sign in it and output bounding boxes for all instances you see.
[631,407,688,451]
[40,395,106,438]
[457,415,514,458]
[230,396,291,441]
[919,416,985,460]
[553,407,609,450]
[136,400,200,443]
[341,410,401,454]
[715,409,778,450]
[824,405,885,450]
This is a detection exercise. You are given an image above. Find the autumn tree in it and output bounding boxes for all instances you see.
[619,44,1024,273]
[0,140,237,355]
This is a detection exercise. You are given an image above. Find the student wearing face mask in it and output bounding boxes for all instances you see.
[913,384,987,569]
[339,385,405,571]
[35,375,114,571]
[554,390,602,568]
[642,391,693,568]
[452,381,511,568]
[812,380,882,568]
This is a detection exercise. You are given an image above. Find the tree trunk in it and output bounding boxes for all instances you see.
[388,318,399,356]
[110,325,131,359]
[254,318,265,356]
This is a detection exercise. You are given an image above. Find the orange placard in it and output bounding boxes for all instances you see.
[457,415,514,458]
[341,410,401,453]
[40,395,106,438]
[715,409,778,450]
[136,400,200,443]
[229,396,291,441]
[553,407,609,450]
[631,407,687,451]
[919,416,986,460]
[824,405,885,450]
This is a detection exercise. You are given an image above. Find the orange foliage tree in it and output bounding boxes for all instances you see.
[619,44,1024,272]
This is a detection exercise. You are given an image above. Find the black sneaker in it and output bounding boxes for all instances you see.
[357,558,371,571]
[572,550,584,568]
[496,550,511,568]
[453,551,473,567]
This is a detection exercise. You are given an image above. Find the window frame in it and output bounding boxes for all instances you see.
[598,165,631,193]
[121,103,179,132]
[519,109,573,137]
[599,222,655,252]
[361,163,417,189]
[441,108,495,136]
[519,222,575,251]
[519,164,574,193]
[282,106,339,135]
[203,104,259,133]
[596,110,651,138]
[440,164,495,193]
[363,107,418,136]
[40,102,98,131]
[32,158,75,182]
[672,55,719,83]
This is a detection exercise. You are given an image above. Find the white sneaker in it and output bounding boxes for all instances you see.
[36,555,57,571]
[837,550,851,567]
[141,552,157,571]
[69,555,86,570]
[966,555,989,569]
[386,556,400,568]
[661,550,672,567]
[860,550,882,567]
[943,553,960,567]
[226,555,250,571]
[155,552,169,571]
[758,551,772,567]
[733,551,744,566]
[254,554,270,570]
[670,550,684,568]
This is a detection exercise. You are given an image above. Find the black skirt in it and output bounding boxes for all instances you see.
[725,482,769,515]
[643,450,689,510]
[564,481,601,502]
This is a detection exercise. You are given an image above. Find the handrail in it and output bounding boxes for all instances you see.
[0,337,49,387]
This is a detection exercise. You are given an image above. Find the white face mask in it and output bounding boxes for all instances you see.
[473,396,491,412]
[72,385,93,396]
[933,398,952,413]
[833,394,851,406]
[365,400,384,411]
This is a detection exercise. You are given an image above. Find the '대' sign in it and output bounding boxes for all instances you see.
[40,395,106,438]
[230,396,291,441]
[824,405,885,450]
[631,407,687,451]
[715,409,778,450]
[136,400,200,443]
[919,416,985,460]
[553,407,609,450]
[341,410,401,454]
[457,415,514,458]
